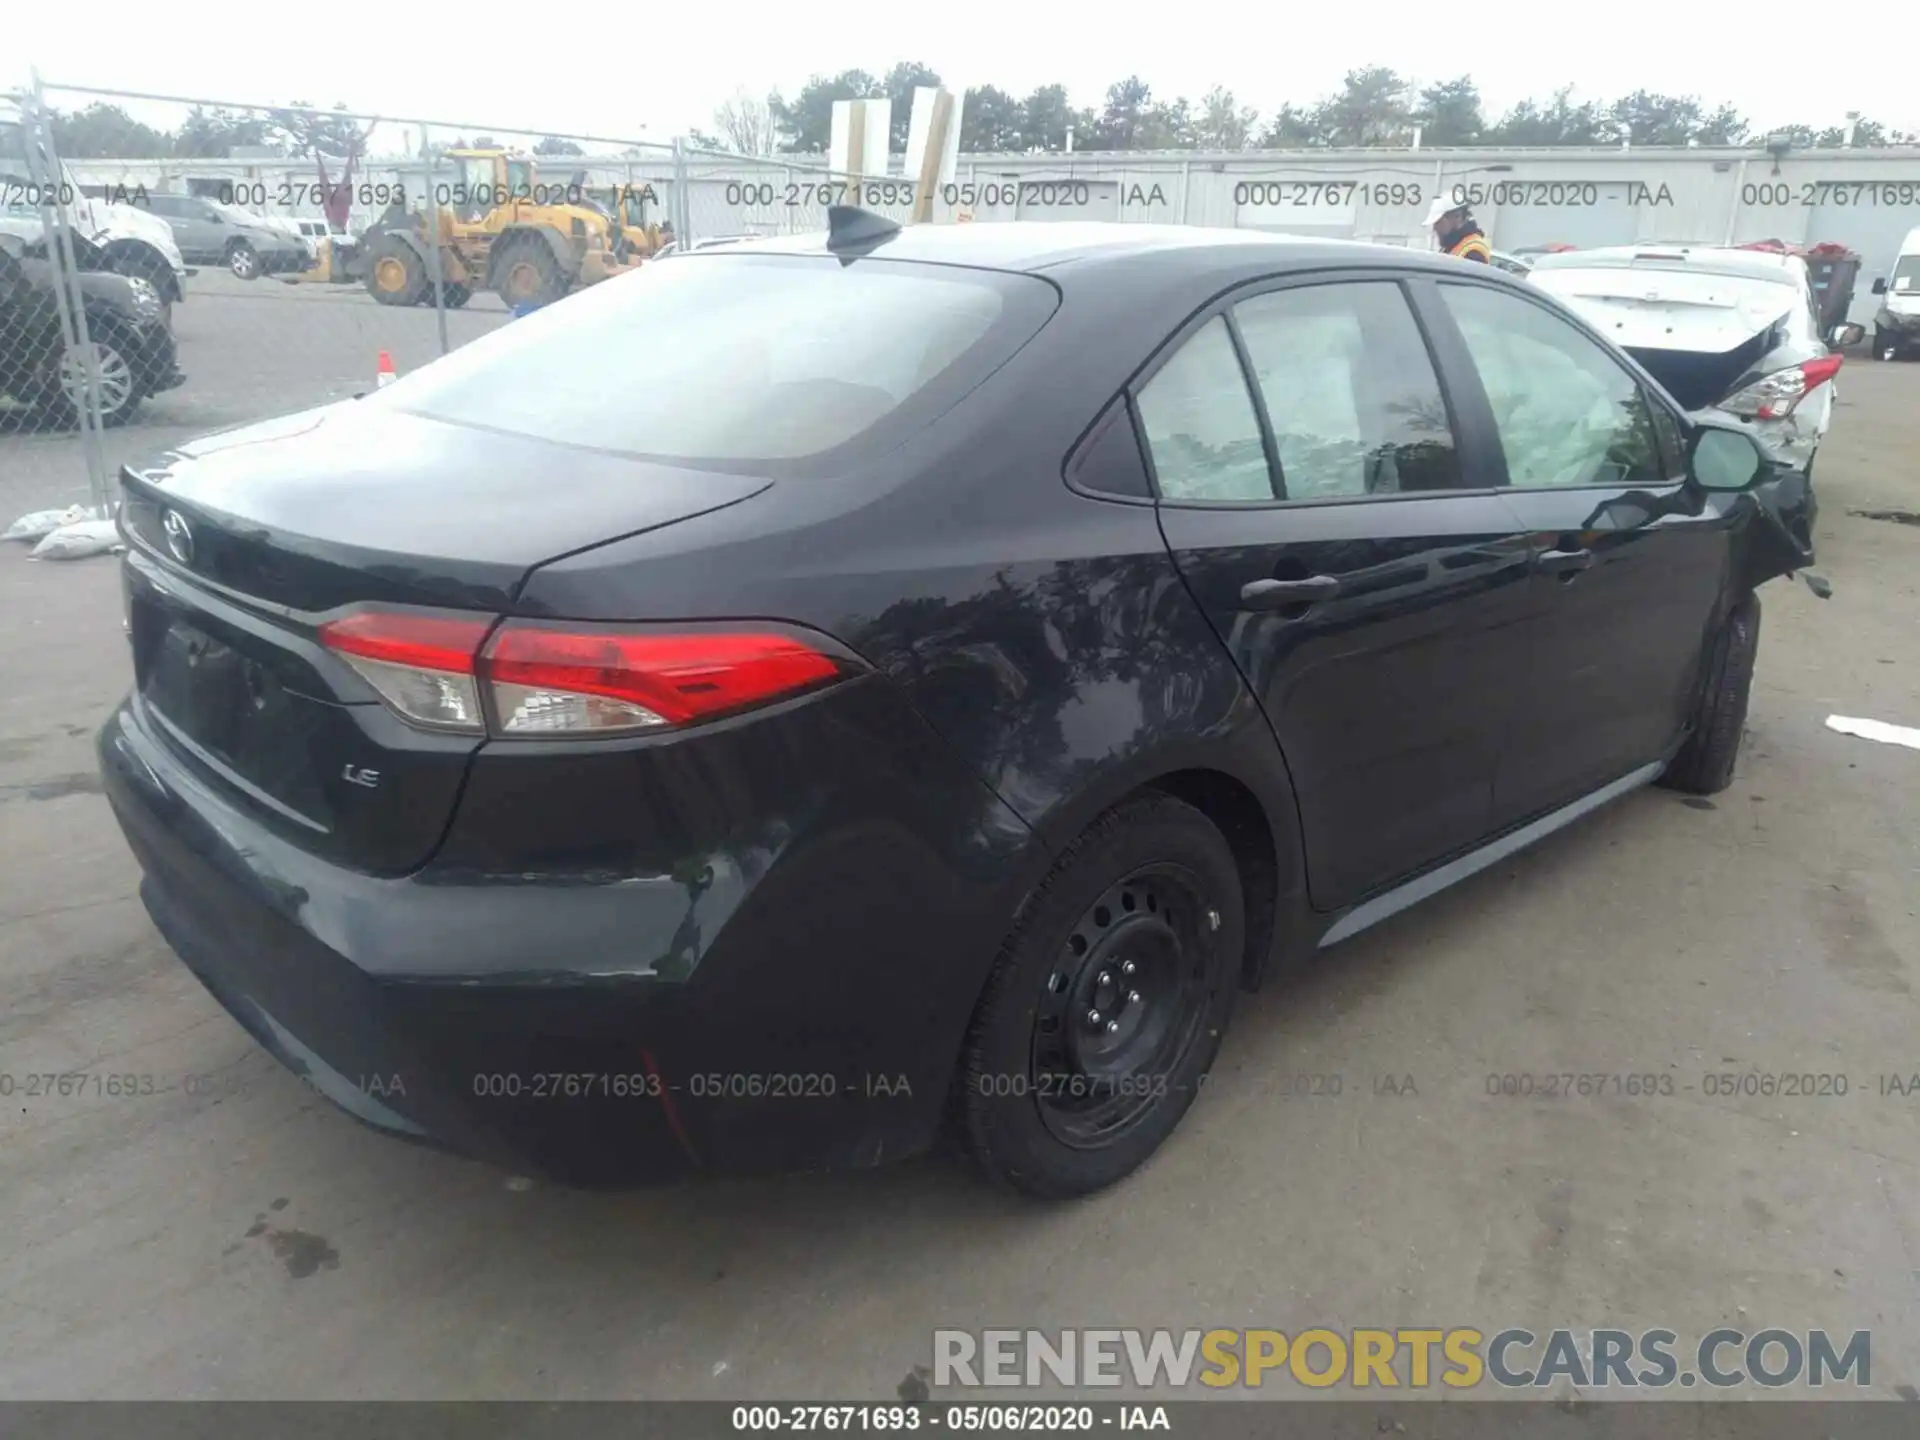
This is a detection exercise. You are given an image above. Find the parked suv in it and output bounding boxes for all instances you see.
[136,193,308,279]
[0,222,183,426]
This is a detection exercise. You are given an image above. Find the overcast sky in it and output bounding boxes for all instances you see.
[14,0,1915,145]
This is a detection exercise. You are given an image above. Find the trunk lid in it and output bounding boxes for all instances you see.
[121,401,771,612]
[1530,263,1795,409]
[119,400,772,874]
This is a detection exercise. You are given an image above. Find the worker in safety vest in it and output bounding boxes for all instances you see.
[1426,194,1492,263]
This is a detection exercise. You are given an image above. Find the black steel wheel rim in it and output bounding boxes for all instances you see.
[1029,862,1218,1148]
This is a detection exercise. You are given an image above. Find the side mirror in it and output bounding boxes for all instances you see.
[1872,277,1888,295]
[1828,321,1865,348]
[1688,424,1770,493]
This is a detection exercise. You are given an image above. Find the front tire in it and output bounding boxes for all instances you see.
[1659,595,1760,796]
[226,240,260,280]
[107,246,176,321]
[365,236,428,306]
[36,320,143,429]
[956,793,1243,1199]
[1876,328,1899,361]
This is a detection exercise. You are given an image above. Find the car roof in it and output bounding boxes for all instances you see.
[1531,245,1805,286]
[728,221,1463,278]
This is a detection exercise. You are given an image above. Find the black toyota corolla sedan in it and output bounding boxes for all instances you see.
[100,213,1811,1198]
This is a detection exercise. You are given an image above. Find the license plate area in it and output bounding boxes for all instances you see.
[137,608,340,829]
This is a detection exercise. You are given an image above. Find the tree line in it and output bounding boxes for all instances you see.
[41,69,1916,162]
[42,102,597,162]
[703,65,1915,155]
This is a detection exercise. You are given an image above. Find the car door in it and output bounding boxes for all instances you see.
[149,197,206,261]
[192,201,235,259]
[1426,278,1734,824]
[1150,273,1537,913]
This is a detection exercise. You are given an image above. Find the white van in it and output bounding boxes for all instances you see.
[1870,225,1920,360]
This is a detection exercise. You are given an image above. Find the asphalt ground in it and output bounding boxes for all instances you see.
[0,304,1917,1401]
[1,268,511,516]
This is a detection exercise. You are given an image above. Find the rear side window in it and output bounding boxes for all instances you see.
[1135,317,1273,501]
[378,254,1056,472]
[1234,281,1461,499]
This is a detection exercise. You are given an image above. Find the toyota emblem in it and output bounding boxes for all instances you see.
[161,509,194,565]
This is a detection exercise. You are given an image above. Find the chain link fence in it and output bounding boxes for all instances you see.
[0,84,829,524]
[21,82,1914,530]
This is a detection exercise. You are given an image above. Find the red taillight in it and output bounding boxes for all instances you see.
[319,608,850,738]
[1800,352,1844,389]
[317,612,491,674]
[1720,352,1844,420]
[318,611,492,733]
[484,624,845,732]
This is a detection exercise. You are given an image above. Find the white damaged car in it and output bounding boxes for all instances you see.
[1528,244,1861,550]
[1527,245,1858,477]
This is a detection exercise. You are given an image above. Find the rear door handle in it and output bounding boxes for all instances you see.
[1238,575,1340,609]
[1535,547,1594,577]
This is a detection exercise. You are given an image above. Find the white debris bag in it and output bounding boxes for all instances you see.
[1826,715,1920,752]
[4,505,92,543]
[30,518,125,561]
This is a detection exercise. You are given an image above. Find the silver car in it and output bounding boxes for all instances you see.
[135,194,308,280]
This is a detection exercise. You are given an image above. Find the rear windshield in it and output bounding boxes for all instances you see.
[376,253,1057,472]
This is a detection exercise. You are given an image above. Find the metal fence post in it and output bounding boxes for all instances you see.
[420,127,449,354]
[24,76,111,518]
[673,138,692,246]
[1722,158,1748,246]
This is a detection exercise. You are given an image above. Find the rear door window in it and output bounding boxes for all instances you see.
[379,254,1057,474]
[1233,281,1462,499]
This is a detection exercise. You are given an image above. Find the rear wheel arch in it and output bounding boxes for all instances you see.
[1142,769,1281,991]
[997,754,1304,1002]
[492,224,575,272]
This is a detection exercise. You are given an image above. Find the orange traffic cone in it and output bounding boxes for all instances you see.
[375,350,397,388]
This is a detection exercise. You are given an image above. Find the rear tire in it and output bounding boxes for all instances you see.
[492,239,565,308]
[956,793,1243,1199]
[1659,595,1760,797]
[226,240,260,281]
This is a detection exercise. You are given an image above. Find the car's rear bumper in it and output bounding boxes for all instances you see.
[99,680,1031,1187]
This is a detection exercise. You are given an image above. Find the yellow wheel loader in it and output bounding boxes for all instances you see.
[358,150,662,310]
